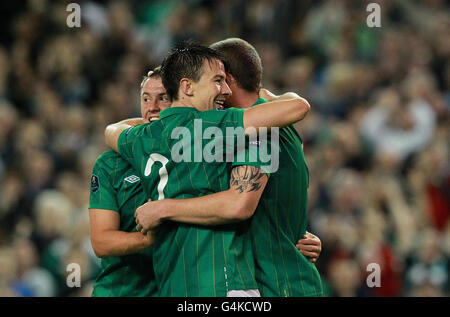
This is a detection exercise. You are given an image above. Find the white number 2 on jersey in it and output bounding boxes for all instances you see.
[144,153,169,200]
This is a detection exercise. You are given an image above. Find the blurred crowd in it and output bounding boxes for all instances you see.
[0,0,448,297]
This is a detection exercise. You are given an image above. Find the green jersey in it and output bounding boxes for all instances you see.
[89,150,157,297]
[250,98,323,297]
[118,107,261,297]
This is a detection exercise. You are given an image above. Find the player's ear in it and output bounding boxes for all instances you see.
[226,73,236,88]
[180,78,194,97]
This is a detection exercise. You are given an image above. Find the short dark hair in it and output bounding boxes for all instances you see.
[210,38,262,93]
[160,41,224,101]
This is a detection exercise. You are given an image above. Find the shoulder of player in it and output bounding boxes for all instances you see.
[195,107,243,122]
[122,122,163,140]
[94,150,129,172]
[93,151,140,188]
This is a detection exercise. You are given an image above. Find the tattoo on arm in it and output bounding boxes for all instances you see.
[230,166,265,194]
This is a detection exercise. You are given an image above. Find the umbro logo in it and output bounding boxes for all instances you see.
[124,175,140,183]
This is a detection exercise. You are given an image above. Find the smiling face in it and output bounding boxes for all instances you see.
[190,59,232,111]
[140,76,171,122]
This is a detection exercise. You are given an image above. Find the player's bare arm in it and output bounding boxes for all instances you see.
[89,208,155,257]
[104,117,145,152]
[296,231,322,263]
[242,88,310,131]
[135,165,268,234]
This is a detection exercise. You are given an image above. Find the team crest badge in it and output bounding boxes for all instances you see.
[91,175,99,193]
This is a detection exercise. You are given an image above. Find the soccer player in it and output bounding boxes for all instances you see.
[88,68,170,296]
[105,42,311,296]
[135,38,323,296]
[212,38,323,296]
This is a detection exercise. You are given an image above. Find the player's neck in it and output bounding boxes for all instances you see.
[171,101,190,108]
[171,96,195,109]
[228,88,259,109]
[171,95,213,111]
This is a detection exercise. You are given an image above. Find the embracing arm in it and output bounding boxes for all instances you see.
[242,89,310,132]
[104,118,145,152]
[135,165,268,233]
[89,209,154,258]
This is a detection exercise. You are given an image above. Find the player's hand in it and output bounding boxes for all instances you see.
[140,70,154,88]
[258,88,278,102]
[296,231,322,263]
[145,231,156,246]
[138,230,156,248]
[135,199,163,235]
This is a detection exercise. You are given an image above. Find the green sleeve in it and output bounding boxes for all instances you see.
[117,124,148,164]
[199,107,245,132]
[232,140,271,177]
[201,108,271,175]
[88,155,119,211]
[117,126,135,163]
